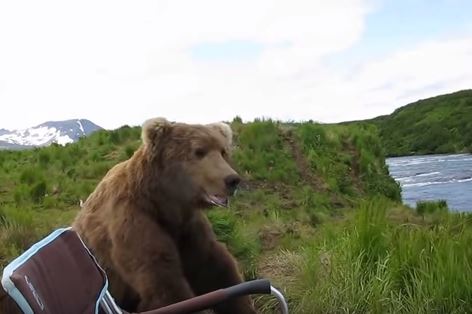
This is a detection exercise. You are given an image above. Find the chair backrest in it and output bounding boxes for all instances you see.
[1,227,115,314]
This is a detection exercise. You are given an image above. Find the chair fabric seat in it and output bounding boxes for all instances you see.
[1,228,109,314]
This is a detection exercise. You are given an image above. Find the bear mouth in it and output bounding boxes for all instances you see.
[203,194,229,208]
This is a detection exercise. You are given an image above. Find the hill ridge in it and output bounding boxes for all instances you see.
[344,89,472,156]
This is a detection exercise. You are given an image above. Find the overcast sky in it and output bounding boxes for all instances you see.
[1,0,472,130]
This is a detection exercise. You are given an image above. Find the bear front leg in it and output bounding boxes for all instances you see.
[202,242,258,314]
[181,218,258,314]
[110,215,197,311]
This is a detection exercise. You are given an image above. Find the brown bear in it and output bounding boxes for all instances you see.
[71,117,257,313]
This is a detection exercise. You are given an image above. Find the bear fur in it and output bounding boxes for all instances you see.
[71,118,257,313]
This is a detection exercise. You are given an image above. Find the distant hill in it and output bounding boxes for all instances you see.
[0,119,102,150]
[352,90,472,157]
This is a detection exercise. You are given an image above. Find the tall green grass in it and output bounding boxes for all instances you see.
[207,209,261,279]
[268,198,472,313]
[232,119,299,184]
[0,206,37,266]
[416,199,448,215]
[294,122,401,202]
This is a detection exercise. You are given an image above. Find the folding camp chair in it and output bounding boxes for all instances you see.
[1,227,288,314]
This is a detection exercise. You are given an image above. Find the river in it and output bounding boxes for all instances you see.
[386,153,472,212]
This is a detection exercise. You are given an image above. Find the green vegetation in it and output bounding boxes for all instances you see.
[264,198,472,313]
[1,118,471,313]
[369,89,472,156]
[416,199,449,216]
[0,126,142,266]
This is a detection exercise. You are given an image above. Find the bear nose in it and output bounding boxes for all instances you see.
[225,174,241,193]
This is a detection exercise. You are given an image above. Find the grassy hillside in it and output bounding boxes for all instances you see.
[1,119,472,313]
[370,89,472,156]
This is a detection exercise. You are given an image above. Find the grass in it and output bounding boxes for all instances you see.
[232,119,300,184]
[416,199,449,215]
[1,118,470,313]
[260,198,472,313]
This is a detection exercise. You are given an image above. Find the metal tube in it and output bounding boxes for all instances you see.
[103,291,123,314]
[100,297,114,314]
[270,286,289,314]
[106,291,123,314]
[139,289,227,314]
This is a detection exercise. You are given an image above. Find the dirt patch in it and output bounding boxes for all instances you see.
[238,126,350,208]
[257,221,312,250]
[279,128,348,207]
[257,250,302,288]
[342,139,364,193]
[240,180,290,193]
[279,128,329,193]
[258,225,284,250]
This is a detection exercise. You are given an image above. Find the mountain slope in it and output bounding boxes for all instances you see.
[0,119,102,149]
[366,90,472,156]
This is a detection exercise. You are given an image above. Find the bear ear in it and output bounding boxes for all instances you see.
[207,122,233,147]
[141,117,172,146]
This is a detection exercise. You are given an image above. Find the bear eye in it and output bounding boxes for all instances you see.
[195,148,207,159]
[221,149,227,158]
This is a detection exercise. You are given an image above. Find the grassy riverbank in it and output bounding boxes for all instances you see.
[1,119,471,313]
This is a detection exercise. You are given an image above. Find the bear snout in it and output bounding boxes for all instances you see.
[224,174,241,194]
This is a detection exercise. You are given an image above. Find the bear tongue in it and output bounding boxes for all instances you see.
[206,195,229,208]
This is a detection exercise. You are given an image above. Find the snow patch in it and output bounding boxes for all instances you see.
[77,119,85,134]
[54,134,74,145]
[0,126,72,146]
[0,119,101,149]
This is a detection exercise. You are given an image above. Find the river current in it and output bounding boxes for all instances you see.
[386,154,472,212]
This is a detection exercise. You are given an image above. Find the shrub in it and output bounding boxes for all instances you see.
[20,167,43,185]
[30,181,47,203]
[296,122,326,151]
[232,116,243,124]
[42,195,59,209]
[38,150,51,167]
[124,145,136,158]
[13,184,29,204]
[109,131,121,144]
[416,200,448,215]
[233,121,299,183]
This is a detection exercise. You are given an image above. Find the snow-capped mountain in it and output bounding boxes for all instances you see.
[0,119,102,150]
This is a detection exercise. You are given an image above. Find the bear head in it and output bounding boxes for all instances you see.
[141,117,241,209]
